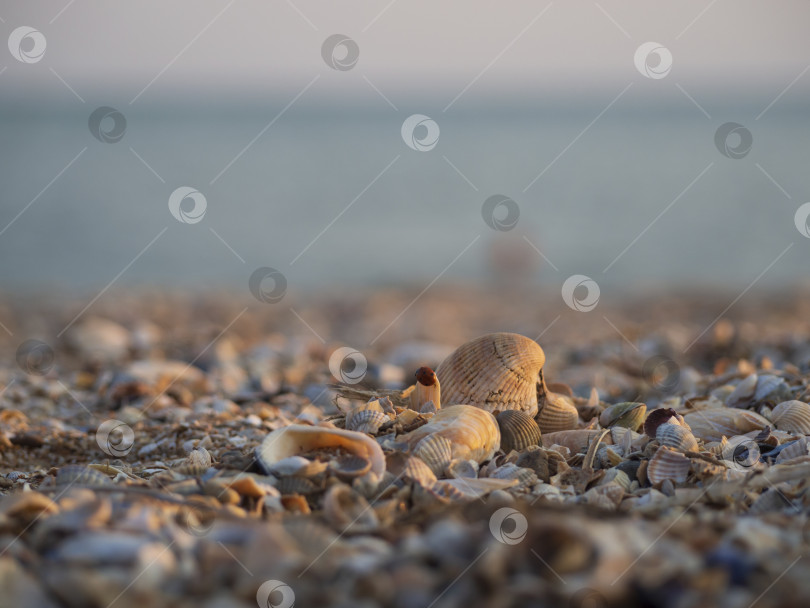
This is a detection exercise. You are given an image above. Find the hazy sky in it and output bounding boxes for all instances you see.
[4,0,810,99]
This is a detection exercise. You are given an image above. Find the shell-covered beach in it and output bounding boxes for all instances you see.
[2,286,810,608]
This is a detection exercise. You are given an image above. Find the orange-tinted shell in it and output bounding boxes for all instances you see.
[436,333,546,416]
[399,404,500,463]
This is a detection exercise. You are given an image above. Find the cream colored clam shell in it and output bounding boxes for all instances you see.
[436,333,545,416]
[257,424,386,476]
[399,404,500,464]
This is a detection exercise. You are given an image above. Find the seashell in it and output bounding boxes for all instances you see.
[683,408,771,442]
[770,401,810,435]
[411,367,441,411]
[175,447,213,476]
[386,453,437,487]
[646,446,690,485]
[399,404,500,464]
[599,402,646,431]
[541,429,613,453]
[55,465,112,488]
[753,374,790,404]
[496,410,542,453]
[775,437,810,464]
[256,424,385,477]
[275,476,321,495]
[599,468,631,491]
[643,407,688,438]
[346,409,389,434]
[535,392,579,433]
[489,463,538,488]
[223,473,277,499]
[412,434,453,476]
[329,454,372,480]
[726,374,758,408]
[435,333,545,416]
[655,423,699,453]
[432,477,518,500]
[0,492,59,521]
[445,458,478,479]
[420,401,438,415]
[265,455,327,477]
[322,484,378,533]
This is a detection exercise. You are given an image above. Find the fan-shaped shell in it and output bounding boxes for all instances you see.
[682,408,771,442]
[412,434,453,476]
[599,402,646,431]
[535,393,579,433]
[257,424,385,476]
[770,401,810,434]
[346,409,389,434]
[435,333,545,416]
[647,446,690,485]
[399,404,500,464]
[655,422,699,453]
[497,410,542,453]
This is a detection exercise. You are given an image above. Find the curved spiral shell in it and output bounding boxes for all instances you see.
[496,410,542,453]
[436,333,545,416]
[399,404,500,464]
[770,400,810,434]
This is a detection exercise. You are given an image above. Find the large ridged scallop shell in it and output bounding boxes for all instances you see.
[770,401,810,434]
[682,408,771,442]
[399,404,500,463]
[655,422,699,453]
[346,409,389,434]
[647,446,690,484]
[599,402,646,431]
[435,333,545,416]
[412,434,453,476]
[496,410,542,453]
[535,392,579,433]
[257,424,385,476]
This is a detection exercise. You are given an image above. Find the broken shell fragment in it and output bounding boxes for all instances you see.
[599,402,646,431]
[256,424,385,477]
[683,408,771,443]
[496,410,542,453]
[435,333,545,416]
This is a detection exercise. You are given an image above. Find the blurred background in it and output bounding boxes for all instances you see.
[1,0,809,294]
